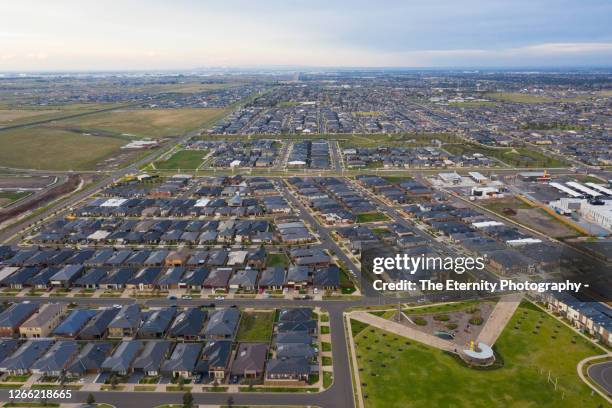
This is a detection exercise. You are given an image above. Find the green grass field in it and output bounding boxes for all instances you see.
[353,302,606,407]
[236,311,275,342]
[266,253,290,268]
[443,143,566,168]
[0,191,31,207]
[356,212,390,223]
[0,126,126,170]
[155,149,207,170]
[56,107,228,138]
[0,104,120,127]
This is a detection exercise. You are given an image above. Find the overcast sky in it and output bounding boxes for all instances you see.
[1,0,611,70]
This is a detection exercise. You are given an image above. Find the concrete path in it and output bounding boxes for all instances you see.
[477,293,523,346]
[348,310,456,352]
[578,355,612,404]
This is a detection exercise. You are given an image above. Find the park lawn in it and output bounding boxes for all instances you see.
[266,252,290,268]
[353,302,606,408]
[0,126,126,170]
[57,108,228,138]
[0,191,30,207]
[236,311,275,342]
[155,150,207,170]
[356,212,390,223]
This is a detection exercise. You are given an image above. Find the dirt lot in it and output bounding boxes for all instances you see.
[514,208,578,238]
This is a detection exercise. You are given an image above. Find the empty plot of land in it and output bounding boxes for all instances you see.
[154,150,208,170]
[483,197,579,238]
[0,126,126,170]
[56,108,228,138]
[236,311,275,342]
[0,109,61,126]
[0,191,31,207]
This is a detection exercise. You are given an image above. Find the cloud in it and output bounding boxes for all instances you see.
[25,52,49,60]
[517,42,612,55]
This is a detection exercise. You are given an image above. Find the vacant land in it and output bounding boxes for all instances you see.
[353,302,605,407]
[155,150,207,170]
[482,197,580,238]
[0,109,61,126]
[266,253,290,268]
[0,104,120,127]
[236,311,275,342]
[0,191,31,207]
[443,143,566,168]
[0,126,126,170]
[56,108,227,138]
[356,212,390,223]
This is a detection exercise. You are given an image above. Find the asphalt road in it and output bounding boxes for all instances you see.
[587,361,612,395]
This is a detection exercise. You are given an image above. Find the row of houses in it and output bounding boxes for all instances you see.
[0,303,240,341]
[287,177,377,225]
[540,292,612,346]
[0,307,321,385]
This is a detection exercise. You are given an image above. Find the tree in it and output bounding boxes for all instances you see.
[110,375,118,390]
[86,393,96,405]
[182,390,194,408]
[177,375,185,390]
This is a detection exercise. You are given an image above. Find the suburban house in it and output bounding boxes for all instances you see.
[19,303,66,338]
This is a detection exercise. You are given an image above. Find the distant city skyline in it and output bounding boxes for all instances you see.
[1,0,611,70]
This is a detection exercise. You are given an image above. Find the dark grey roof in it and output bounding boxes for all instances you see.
[101,340,143,372]
[259,267,285,287]
[161,343,202,373]
[0,339,20,364]
[31,341,79,373]
[200,340,232,369]
[78,308,119,338]
[108,304,141,330]
[132,341,172,372]
[276,343,316,359]
[266,357,310,376]
[230,343,267,376]
[169,308,207,338]
[156,267,185,286]
[27,267,60,286]
[0,339,54,371]
[313,265,340,287]
[0,303,38,329]
[139,308,176,336]
[278,308,313,322]
[128,267,162,286]
[52,309,97,337]
[204,308,240,338]
[180,268,209,286]
[100,267,135,285]
[67,342,113,375]
[75,268,109,286]
[274,331,313,344]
